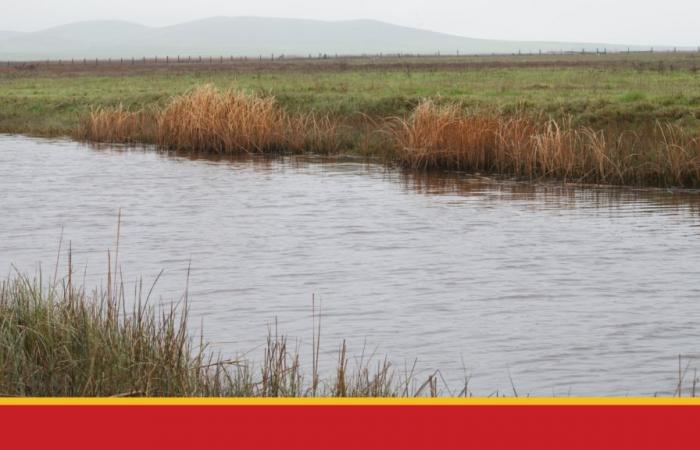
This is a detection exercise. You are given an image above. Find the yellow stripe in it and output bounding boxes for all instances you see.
[1,397,700,406]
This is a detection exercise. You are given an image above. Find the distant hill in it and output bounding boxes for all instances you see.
[0,31,24,40]
[0,17,680,60]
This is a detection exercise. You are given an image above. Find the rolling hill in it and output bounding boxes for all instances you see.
[0,17,677,60]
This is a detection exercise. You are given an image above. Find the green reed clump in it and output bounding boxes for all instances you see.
[0,274,205,396]
[0,270,444,397]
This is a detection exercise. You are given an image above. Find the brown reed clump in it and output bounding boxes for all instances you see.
[394,100,700,187]
[391,100,501,171]
[78,105,158,144]
[156,85,287,153]
[79,90,700,187]
[285,113,344,154]
[79,85,344,155]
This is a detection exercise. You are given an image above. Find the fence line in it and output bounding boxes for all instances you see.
[2,48,699,67]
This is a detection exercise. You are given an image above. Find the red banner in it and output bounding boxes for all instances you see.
[2,399,698,449]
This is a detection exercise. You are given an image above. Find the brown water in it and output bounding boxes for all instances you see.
[2,135,700,396]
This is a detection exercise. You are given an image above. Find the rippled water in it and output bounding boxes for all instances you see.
[2,135,700,396]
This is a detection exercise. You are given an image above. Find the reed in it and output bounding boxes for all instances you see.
[78,105,157,144]
[79,89,700,187]
[79,85,344,154]
[391,100,501,170]
[0,269,445,397]
[393,100,700,187]
[157,85,286,153]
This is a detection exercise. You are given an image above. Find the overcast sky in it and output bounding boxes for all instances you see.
[2,0,698,46]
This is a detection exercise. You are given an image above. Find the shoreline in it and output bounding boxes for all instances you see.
[73,85,700,188]
[4,132,700,195]
[1,268,696,398]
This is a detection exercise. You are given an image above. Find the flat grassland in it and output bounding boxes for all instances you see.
[1,52,699,136]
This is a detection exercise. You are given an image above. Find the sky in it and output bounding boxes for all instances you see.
[2,0,699,46]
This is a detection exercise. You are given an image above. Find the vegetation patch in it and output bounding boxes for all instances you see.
[78,86,700,188]
[0,268,447,397]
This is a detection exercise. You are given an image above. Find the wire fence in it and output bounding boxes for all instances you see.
[2,47,699,67]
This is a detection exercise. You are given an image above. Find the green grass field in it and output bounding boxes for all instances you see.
[2,54,700,136]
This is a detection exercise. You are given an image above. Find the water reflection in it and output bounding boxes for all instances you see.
[403,169,700,214]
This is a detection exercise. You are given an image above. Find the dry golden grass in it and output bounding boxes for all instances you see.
[80,89,700,187]
[393,101,700,187]
[286,113,344,154]
[391,100,501,170]
[79,105,157,144]
[80,85,343,154]
[157,85,285,153]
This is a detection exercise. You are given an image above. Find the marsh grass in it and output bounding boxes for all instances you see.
[393,100,700,187]
[0,256,449,397]
[79,105,158,144]
[79,87,700,187]
[157,85,287,153]
[80,85,345,155]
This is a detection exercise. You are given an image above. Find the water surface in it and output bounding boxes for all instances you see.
[2,135,700,395]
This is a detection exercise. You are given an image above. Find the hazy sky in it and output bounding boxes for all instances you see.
[2,0,699,46]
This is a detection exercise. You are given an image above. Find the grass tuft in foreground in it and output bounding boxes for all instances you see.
[0,270,446,397]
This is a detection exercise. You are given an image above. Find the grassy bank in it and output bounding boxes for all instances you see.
[79,85,700,187]
[1,53,700,136]
[0,270,444,397]
[2,53,700,187]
